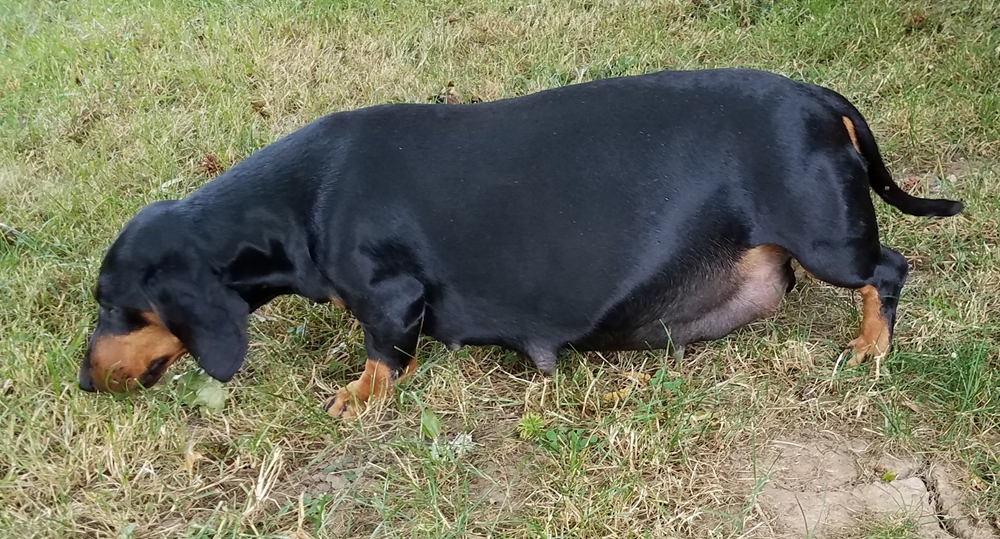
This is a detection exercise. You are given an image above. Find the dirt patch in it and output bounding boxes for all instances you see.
[746,432,998,539]
[284,452,382,537]
[929,463,1000,539]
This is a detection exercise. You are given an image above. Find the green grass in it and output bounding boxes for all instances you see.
[854,518,921,539]
[2,0,999,536]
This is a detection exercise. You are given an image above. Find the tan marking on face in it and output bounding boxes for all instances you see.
[842,116,862,153]
[88,312,186,392]
[330,296,345,309]
[325,358,416,419]
[847,284,889,366]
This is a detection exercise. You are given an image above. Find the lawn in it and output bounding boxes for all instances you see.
[1,0,998,537]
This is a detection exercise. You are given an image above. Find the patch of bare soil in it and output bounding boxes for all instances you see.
[743,431,997,539]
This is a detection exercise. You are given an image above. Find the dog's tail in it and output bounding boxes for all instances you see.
[840,107,963,217]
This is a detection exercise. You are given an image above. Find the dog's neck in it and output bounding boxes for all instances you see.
[183,189,337,312]
[219,236,332,311]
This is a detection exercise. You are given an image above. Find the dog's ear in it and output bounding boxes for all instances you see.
[145,261,249,382]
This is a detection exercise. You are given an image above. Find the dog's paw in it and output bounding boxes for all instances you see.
[322,359,412,419]
[846,335,889,367]
[323,381,365,419]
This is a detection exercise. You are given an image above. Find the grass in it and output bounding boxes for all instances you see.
[1,0,998,536]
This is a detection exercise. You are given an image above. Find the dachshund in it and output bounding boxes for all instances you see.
[77,68,963,418]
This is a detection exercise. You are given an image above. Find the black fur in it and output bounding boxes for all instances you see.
[79,68,962,391]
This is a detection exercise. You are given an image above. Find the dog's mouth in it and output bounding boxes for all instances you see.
[137,354,176,388]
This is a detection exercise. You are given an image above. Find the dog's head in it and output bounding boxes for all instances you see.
[78,201,249,392]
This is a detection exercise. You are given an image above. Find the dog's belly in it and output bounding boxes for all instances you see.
[573,245,793,352]
[420,245,793,364]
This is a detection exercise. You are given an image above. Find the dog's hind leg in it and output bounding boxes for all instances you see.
[791,241,908,366]
[765,144,910,366]
[844,246,908,365]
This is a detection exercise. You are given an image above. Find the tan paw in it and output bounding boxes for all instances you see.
[846,334,889,367]
[847,285,890,367]
[322,359,398,419]
[323,382,364,419]
[322,358,421,419]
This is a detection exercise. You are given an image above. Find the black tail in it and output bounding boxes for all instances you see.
[842,109,963,217]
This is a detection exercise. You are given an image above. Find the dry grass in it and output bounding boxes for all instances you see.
[1,0,998,537]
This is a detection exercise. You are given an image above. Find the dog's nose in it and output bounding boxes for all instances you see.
[77,364,96,392]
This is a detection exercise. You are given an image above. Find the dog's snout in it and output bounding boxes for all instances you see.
[77,361,96,392]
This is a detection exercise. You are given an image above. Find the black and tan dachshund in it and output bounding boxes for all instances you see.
[78,68,963,417]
